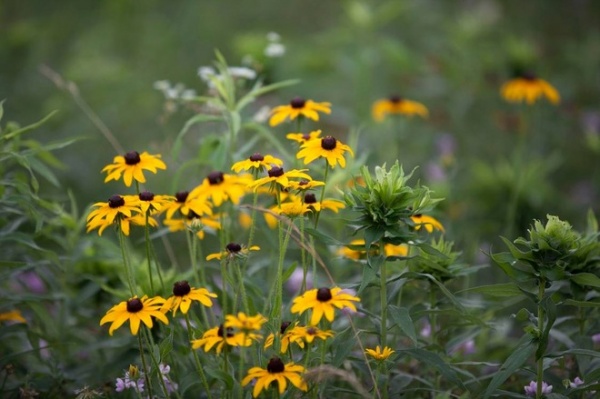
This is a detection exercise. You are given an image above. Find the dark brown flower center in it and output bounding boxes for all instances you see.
[186,210,200,220]
[304,193,317,204]
[302,133,311,141]
[139,191,155,201]
[207,171,225,185]
[290,97,306,109]
[217,324,234,338]
[124,151,141,165]
[280,321,291,334]
[108,195,125,208]
[316,287,333,302]
[520,71,537,81]
[389,95,403,103]
[173,281,191,296]
[175,191,189,203]
[299,180,309,186]
[414,214,422,218]
[226,243,242,253]
[307,327,317,335]
[321,136,337,150]
[249,153,264,162]
[268,167,284,178]
[267,357,285,373]
[126,298,143,313]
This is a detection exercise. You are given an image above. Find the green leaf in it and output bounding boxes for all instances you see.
[482,336,536,398]
[304,228,344,246]
[357,264,377,294]
[159,329,174,361]
[563,298,600,307]
[2,110,58,140]
[570,272,600,288]
[388,305,417,345]
[536,295,557,360]
[331,328,355,367]
[0,99,5,123]
[171,114,223,159]
[400,348,467,391]
[457,283,522,298]
[204,367,234,390]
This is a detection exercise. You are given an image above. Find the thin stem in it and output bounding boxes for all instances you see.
[185,314,213,399]
[118,226,135,296]
[137,333,154,399]
[144,213,155,294]
[429,281,437,346]
[271,220,294,347]
[313,160,329,229]
[380,251,388,349]
[142,328,170,399]
[233,259,250,314]
[536,278,546,399]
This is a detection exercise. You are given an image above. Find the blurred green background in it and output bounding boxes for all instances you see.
[2,0,600,260]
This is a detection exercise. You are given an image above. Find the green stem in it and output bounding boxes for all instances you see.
[144,213,155,294]
[380,251,388,349]
[271,220,293,346]
[536,278,546,399]
[185,314,213,399]
[429,281,437,346]
[137,333,154,399]
[300,216,308,293]
[118,226,135,296]
[313,160,329,229]
[233,259,250,314]
[142,328,170,399]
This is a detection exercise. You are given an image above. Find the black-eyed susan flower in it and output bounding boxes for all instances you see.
[289,325,334,345]
[303,193,345,213]
[225,312,267,332]
[248,167,312,191]
[0,310,26,323]
[264,198,312,229]
[264,321,301,353]
[365,345,395,360]
[121,213,159,234]
[242,357,308,398]
[206,242,261,261]
[411,214,444,233]
[102,151,167,187]
[163,211,221,240]
[337,239,408,260]
[286,130,322,145]
[86,194,141,235]
[296,136,354,168]
[291,287,360,325]
[137,191,173,214]
[162,281,217,316]
[269,97,331,127]
[231,153,283,173]
[100,295,168,336]
[188,171,250,207]
[500,72,560,105]
[372,95,429,122]
[191,324,256,354]
[287,179,325,192]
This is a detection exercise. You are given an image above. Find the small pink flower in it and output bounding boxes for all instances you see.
[524,380,552,397]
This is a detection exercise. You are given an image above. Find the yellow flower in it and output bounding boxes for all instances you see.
[286,179,325,192]
[242,357,308,398]
[365,345,395,361]
[289,325,334,345]
[264,198,312,229]
[286,130,322,145]
[163,212,221,239]
[500,72,560,105]
[264,322,301,353]
[162,281,217,316]
[137,191,174,214]
[0,310,26,323]
[225,312,267,332]
[303,193,345,213]
[191,324,258,354]
[231,153,283,173]
[338,239,409,260]
[411,214,444,233]
[102,151,166,187]
[188,171,250,207]
[206,242,260,261]
[99,295,169,336]
[291,287,360,325]
[121,213,159,233]
[86,195,142,236]
[296,136,354,168]
[248,167,313,191]
[269,97,331,127]
[372,96,429,122]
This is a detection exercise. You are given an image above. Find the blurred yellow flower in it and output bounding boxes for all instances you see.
[231,153,283,173]
[269,98,331,126]
[188,171,250,207]
[500,72,560,105]
[286,130,322,145]
[86,194,141,236]
[191,325,252,354]
[242,357,307,398]
[0,310,26,324]
[225,312,267,332]
[372,96,428,122]
[161,281,217,316]
[411,214,444,233]
[291,287,360,325]
[365,345,395,360]
[206,242,260,261]
[248,167,312,191]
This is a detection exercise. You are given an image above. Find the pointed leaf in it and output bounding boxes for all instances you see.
[388,305,417,345]
[570,272,600,288]
[400,348,467,391]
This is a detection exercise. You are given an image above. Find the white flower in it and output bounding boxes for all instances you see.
[198,66,216,82]
[227,66,256,80]
[153,80,171,91]
[266,31,281,42]
[253,105,272,123]
[265,42,285,58]
[180,89,197,101]
[524,381,552,397]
